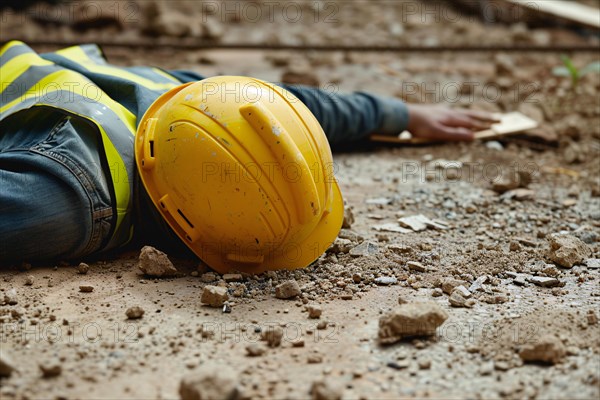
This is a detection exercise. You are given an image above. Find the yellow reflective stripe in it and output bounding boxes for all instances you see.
[56,46,179,91]
[0,53,53,88]
[0,40,25,57]
[0,70,137,130]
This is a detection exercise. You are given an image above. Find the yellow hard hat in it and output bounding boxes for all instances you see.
[135,76,344,274]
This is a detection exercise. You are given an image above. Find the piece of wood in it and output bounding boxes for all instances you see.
[370,112,539,145]
[501,0,600,30]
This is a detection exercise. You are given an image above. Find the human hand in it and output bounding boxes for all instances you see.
[406,104,499,142]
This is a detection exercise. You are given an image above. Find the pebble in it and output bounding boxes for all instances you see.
[306,304,322,319]
[76,262,90,274]
[24,275,34,286]
[528,276,560,288]
[201,285,229,307]
[316,320,328,330]
[39,360,62,378]
[179,365,240,400]
[349,241,379,257]
[407,261,427,272]
[486,141,504,151]
[378,302,448,344]
[431,288,444,297]
[4,289,18,305]
[79,285,94,293]
[138,245,178,277]
[245,343,266,357]
[223,274,242,282]
[200,272,217,283]
[342,206,355,229]
[125,306,145,319]
[441,278,467,295]
[449,291,476,308]
[548,234,591,268]
[374,276,398,285]
[519,334,566,364]
[310,379,342,400]
[274,280,301,299]
[307,353,323,364]
[261,326,283,347]
[452,285,472,298]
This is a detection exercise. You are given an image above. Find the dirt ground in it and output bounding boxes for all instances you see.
[1,1,600,399]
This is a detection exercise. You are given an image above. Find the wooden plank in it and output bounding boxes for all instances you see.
[370,112,539,145]
[502,0,600,29]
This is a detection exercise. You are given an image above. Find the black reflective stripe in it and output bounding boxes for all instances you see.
[0,64,63,106]
[0,42,30,67]
[79,44,108,65]
[0,91,135,188]
[127,66,182,85]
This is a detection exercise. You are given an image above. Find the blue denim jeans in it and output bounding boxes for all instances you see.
[0,107,113,263]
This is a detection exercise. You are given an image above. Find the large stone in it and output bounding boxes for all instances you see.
[519,335,566,364]
[378,302,448,344]
[201,286,229,307]
[548,234,591,268]
[0,353,16,378]
[138,246,178,277]
[179,365,241,400]
[274,280,301,299]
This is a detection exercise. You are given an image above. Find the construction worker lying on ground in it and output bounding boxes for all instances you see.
[0,41,497,273]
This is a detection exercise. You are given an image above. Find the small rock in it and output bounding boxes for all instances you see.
[585,259,600,269]
[0,353,16,377]
[519,334,566,364]
[548,234,591,268]
[291,338,305,347]
[528,276,560,288]
[431,288,444,297]
[79,285,94,293]
[179,365,240,400]
[349,241,379,257]
[200,272,217,283]
[24,275,34,286]
[407,261,427,272]
[316,320,328,330]
[125,306,145,319]
[342,206,354,229]
[418,358,432,370]
[307,353,323,364]
[486,141,504,151]
[201,285,229,307]
[3,289,18,305]
[310,379,343,400]
[469,276,489,292]
[306,304,322,319]
[378,302,448,344]
[504,188,535,201]
[448,291,468,307]
[452,285,472,298]
[374,276,398,285]
[39,360,62,378]
[261,326,283,347]
[275,280,301,299]
[138,246,178,277]
[76,262,90,274]
[441,278,467,295]
[587,310,598,325]
[509,241,522,252]
[245,343,266,357]
[329,238,352,254]
[223,274,242,282]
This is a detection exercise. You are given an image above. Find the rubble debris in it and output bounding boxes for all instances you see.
[441,278,467,295]
[398,214,448,232]
[261,326,283,347]
[342,206,355,229]
[407,261,427,272]
[179,365,241,400]
[79,285,94,293]
[39,360,62,378]
[548,234,592,268]
[306,304,322,319]
[310,379,343,400]
[245,343,266,357]
[0,353,16,378]
[138,246,178,277]
[223,274,242,282]
[3,289,18,305]
[125,306,145,320]
[372,223,412,234]
[449,291,475,308]
[24,275,34,286]
[528,276,560,288]
[349,241,379,257]
[374,276,398,285]
[519,334,566,364]
[275,280,301,299]
[378,302,448,344]
[76,262,89,274]
[201,285,229,307]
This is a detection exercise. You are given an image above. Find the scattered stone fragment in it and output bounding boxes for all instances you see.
[291,338,305,347]
[503,188,535,201]
[316,320,328,330]
[307,352,323,364]
[349,241,379,257]
[4,289,18,305]
[418,358,432,370]
[79,285,94,293]
[585,259,600,269]
[374,276,398,285]
[76,262,89,274]
[509,241,522,252]
[587,310,598,325]
[261,326,283,347]
[310,379,343,400]
[306,304,322,319]
[528,276,560,288]
[441,278,467,295]
[223,274,242,282]
[449,291,468,307]
[275,280,301,299]
[201,285,229,307]
[407,261,427,272]
[24,275,34,286]
[378,302,448,344]
[398,214,447,232]
[519,334,566,364]
[0,353,16,377]
[431,288,443,297]
[245,343,266,357]
[373,223,412,234]
[342,206,354,229]
[548,234,591,268]
[365,197,392,205]
[179,365,240,400]
[469,276,489,292]
[125,306,145,319]
[39,360,62,378]
[452,285,472,298]
[329,238,352,254]
[222,302,232,314]
[200,272,217,283]
[138,246,178,277]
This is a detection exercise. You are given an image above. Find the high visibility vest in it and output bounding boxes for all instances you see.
[0,40,182,251]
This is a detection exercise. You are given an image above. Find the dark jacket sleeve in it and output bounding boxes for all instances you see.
[167,70,410,146]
